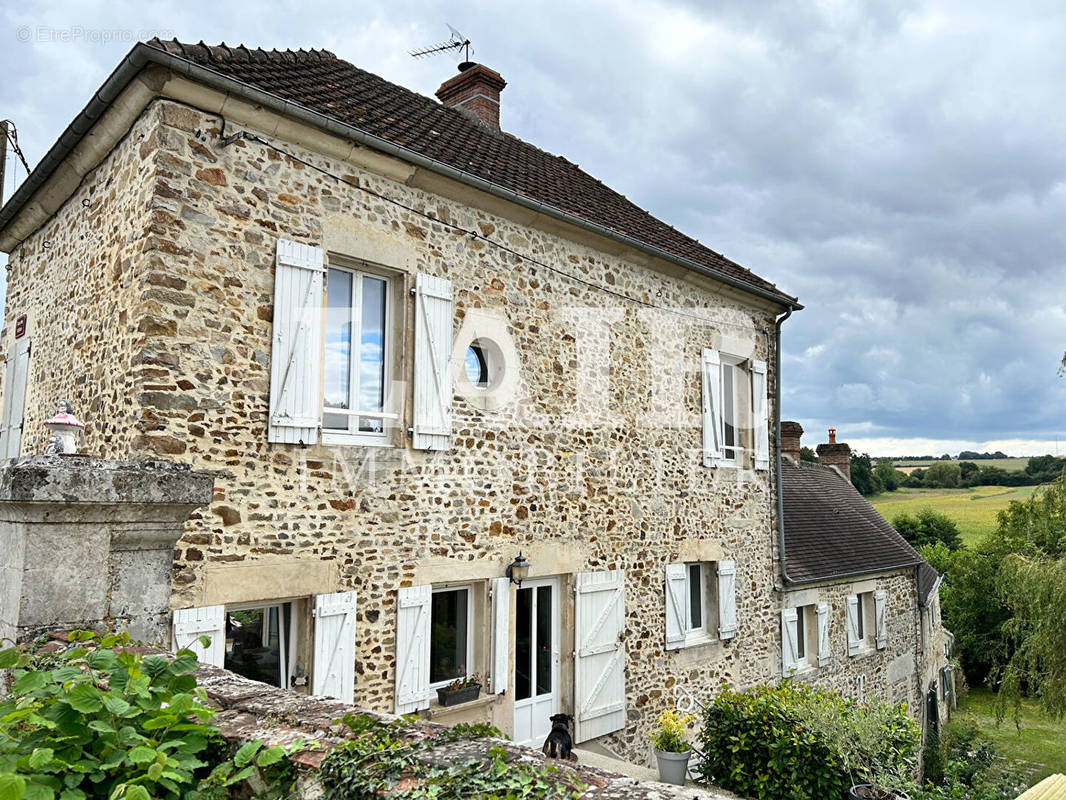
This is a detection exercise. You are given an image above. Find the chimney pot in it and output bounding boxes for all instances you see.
[436,63,507,130]
[817,427,852,482]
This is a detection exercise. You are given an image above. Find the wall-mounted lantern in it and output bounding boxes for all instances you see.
[505,553,531,587]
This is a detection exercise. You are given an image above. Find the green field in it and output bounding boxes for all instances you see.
[892,457,1030,474]
[954,688,1066,784]
[870,485,1039,547]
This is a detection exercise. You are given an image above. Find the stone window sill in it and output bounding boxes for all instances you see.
[422,692,500,720]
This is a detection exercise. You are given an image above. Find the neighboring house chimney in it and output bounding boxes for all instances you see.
[781,421,804,464]
[817,427,852,482]
[436,63,507,130]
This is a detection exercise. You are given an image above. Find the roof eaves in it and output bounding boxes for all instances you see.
[0,42,801,311]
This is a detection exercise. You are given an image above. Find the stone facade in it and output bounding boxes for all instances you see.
[0,65,944,763]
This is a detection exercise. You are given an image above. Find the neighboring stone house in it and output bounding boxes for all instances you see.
[0,39,945,762]
[779,422,951,733]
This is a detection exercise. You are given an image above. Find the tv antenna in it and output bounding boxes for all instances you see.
[410,24,473,68]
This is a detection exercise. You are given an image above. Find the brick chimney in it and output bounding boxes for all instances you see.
[436,63,507,130]
[780,421,804,464]
[816,427,852,482]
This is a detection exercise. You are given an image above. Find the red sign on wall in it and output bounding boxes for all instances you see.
[14,315,26,340]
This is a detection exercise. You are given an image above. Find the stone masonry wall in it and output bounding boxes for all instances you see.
[1,93,925,760]
[784,571,923,714]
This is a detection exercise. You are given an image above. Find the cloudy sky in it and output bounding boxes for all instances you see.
[2,0,1064,456]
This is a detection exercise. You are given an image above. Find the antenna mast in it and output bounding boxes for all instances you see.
[410,24,473,68]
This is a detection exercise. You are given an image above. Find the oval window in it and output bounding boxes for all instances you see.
[465,343,490,388]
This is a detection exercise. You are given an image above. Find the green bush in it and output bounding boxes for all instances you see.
[913,721,1027,800]
[0,632,290,800]
[695,682,919,800]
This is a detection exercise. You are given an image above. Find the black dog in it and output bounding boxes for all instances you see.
[542,713,576,760]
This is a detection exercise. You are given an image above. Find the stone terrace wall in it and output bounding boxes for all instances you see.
[193,657,741,800]
[5,95,785,758]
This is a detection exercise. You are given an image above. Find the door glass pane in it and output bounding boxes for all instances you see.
[688,564,703,631]
[722,364,736,451]
[430,589,468,684]
[358,276,387,433]
[225,606,284,687]
[535,585,552,696]
[515,587,532,701]
[324,269,354,431]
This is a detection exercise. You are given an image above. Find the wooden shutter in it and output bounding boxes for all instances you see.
[717,560,737,640]
[816,602,831,667]
[701,348,723,467]
[664,563,687,651]
[413,273,454,450]
[781,608,798,676]
[846,595,861,656]
[0,339,31,459]
[874,589,888,650]
[268,239,325,445]
[490,577,511,695]
[172,605,226,667]
[751,359,769,471]
[312,591,357,703]
[574,570,626,743]
[395,584,432,714]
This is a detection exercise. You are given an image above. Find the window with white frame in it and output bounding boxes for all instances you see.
[322,264,394,444]
[665,561,732,650]
[701,349,769,470]
[847,590,887,656]
[429,586,473,687]
[224,602,296,689]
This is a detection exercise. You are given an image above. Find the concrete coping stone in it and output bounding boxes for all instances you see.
[0,456,215,505]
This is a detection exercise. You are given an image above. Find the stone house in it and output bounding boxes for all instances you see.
[779,422,952,732]
[0,39,945,761]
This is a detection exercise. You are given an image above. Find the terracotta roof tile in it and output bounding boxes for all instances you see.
[145,39,793,303]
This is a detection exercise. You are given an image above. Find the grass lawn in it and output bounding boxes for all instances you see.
[869,485,1039,547]
[954,687,1066,783]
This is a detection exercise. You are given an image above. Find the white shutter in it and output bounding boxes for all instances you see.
[574,570,626,743]
[701,348,723,467]
[312,591,357,703]
[172,605,226,667]
[874,589,888,650]
[751,359,769,471]
[395,584,432,714]
[268,239,325,445]
[413,273,454,450]
[664,563,687,651]
[781,608,798,677]
[846,595,861,656]
[717,560,737,640]
[490,577,511,695]
[816,602,831,667]
[0,339,31,459]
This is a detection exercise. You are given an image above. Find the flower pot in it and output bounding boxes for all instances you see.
[849,785,909,800]
[654,749,691,786]
[436,684,481,707]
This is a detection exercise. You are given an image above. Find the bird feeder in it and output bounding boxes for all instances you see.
[43,400,84,455]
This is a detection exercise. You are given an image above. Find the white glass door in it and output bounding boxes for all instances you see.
[512,577,560,746]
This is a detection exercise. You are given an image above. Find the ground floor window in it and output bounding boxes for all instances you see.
[224,602,293,688]
[430,586,471,686]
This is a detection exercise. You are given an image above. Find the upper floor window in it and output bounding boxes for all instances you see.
[322,265,393,445]
[702,348,769,470]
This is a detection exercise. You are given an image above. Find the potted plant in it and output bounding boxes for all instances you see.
[648,709,695,786]
[436,671,482,707]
